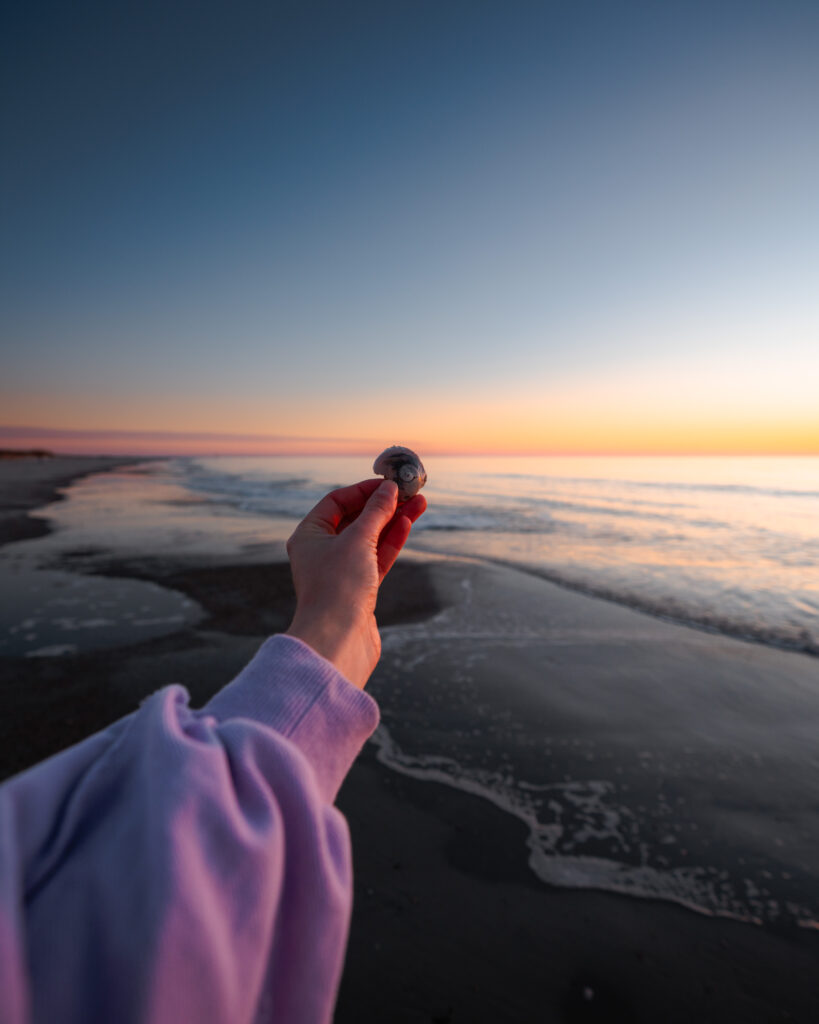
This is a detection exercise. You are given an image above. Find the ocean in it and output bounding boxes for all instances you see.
[177,454,819,656]
[159,452,819,928]
[3,453,818,930]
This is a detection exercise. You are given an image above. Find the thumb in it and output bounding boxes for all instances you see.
[350,479,398,542]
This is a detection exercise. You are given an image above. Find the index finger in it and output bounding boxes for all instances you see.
[302,478,385,533]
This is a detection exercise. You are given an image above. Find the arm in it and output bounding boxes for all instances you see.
[286,477,426,688]
[0,479,425,1024]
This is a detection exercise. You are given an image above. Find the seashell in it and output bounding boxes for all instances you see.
[373,445,427,502]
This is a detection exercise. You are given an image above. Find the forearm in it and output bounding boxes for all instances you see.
[285,607,380,691]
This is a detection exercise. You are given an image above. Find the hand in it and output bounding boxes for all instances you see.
[285,479,426,689]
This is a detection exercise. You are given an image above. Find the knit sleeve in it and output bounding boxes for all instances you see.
[0,634,379,1024]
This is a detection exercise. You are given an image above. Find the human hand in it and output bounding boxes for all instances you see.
[285,479,426,689]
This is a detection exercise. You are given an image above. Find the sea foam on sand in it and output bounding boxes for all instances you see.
[369,554,819,930]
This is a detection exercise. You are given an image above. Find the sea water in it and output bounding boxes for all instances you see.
[4,454,818,927]
[177,454,819,655]
[170,456,819,929]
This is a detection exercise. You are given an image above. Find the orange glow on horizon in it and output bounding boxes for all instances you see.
[2,416,817,458]
[3,363,817,457]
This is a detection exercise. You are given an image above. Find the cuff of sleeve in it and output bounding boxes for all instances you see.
[202,634,380,801]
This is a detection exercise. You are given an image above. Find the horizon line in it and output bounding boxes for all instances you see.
[1,425,816,458]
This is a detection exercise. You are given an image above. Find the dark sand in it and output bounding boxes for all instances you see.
[1,457,818,1023]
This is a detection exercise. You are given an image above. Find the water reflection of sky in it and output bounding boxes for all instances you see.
[3,456,817,657]
[0,565,200,657]
[183,454,819,653]
[0,461,291,657]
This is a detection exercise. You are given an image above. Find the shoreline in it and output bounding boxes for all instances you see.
[11,452,810,663]
[2,458,819,1020]
[335,738,819,1024]
[473,554,819,661]
[0,454,149,549]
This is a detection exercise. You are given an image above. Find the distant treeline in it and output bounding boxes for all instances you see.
[0,449,54,460]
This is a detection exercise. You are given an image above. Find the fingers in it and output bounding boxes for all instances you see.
[296,478,426,578]
[301,479,384,534]
[376,493,427,580]
[377,514,412,579]
[400,493,427,524]
[349,479,399,541]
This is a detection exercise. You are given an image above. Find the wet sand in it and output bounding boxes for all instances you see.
[0,455,142,545]
[337,560,819,1023]
[338,744,819,1024]
[1,457,818,1022]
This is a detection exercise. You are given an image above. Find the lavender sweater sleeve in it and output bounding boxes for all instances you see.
[0,634,379,1024]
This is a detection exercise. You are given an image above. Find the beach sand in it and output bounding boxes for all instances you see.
[1,457,818,1022]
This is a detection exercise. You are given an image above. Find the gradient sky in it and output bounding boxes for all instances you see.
[2,0,818,454]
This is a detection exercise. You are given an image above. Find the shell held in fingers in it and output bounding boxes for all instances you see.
[373,445,427,502]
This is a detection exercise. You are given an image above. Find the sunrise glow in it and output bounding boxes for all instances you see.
[3,3,817,457]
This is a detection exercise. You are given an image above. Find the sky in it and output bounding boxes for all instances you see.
[2,0,818,455]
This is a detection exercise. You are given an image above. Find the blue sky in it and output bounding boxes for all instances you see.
[2,0,818,453]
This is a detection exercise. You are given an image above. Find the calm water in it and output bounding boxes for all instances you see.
[3,455,818,927]
[177,454,819,655]
[169,454,819,929]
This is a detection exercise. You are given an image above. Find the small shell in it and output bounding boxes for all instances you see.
[373,445,427,501]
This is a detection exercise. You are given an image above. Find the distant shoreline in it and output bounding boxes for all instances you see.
[0,448,54,460]
[0,454,148,549]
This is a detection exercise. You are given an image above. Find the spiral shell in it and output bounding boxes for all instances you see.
[373,445,427,501]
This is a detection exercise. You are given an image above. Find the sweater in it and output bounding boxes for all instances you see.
[0,634,379,1024]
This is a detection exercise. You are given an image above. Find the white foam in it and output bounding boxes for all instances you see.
[369,723,819,929]
[25,644,78,658]
[51,617,115,630]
